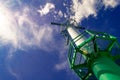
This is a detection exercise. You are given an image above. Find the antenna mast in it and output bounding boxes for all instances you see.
[51,20,120,80]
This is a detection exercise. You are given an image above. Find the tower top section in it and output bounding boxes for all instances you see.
[51,20,120,80]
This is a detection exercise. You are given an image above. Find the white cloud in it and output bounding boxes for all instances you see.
[0,2,56,78]
[70,0,120,23]
[0,2,55,52]
[37,3,55,16]
[14,8,54,50]
[55,60,68,70]
[0,1,67,78]
[54,44,69,70]
[103,0,119,8]
[70,0,97,23]
[64,13,68,18]
[58,10,63,18]
[0,3,18,47]
[53,10,64,20]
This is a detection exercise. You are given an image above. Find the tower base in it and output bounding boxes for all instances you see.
[92,56,120,80]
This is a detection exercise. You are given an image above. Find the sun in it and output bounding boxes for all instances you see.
[0,7,11,35]
[0,10,8,26]
[0,3,17,45]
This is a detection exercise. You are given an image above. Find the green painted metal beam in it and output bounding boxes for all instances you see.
[92,56,120,80]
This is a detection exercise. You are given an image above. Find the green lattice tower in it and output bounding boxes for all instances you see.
[51,20,120,80]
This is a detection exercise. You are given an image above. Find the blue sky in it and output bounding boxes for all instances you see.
[0,0,120,80]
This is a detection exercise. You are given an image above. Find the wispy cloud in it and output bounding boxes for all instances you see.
[0,1,61,65]
[1,0,119,78]
[53,10,64,21]
[70,0,97,23]
[103,0,119,9]
[37,3,55,16]
[0,3,54,51]
[0,1,57,79]
[14,8,54,50]
[0,2,18,47]
[70,0,120,23]
[55,60,68,70]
